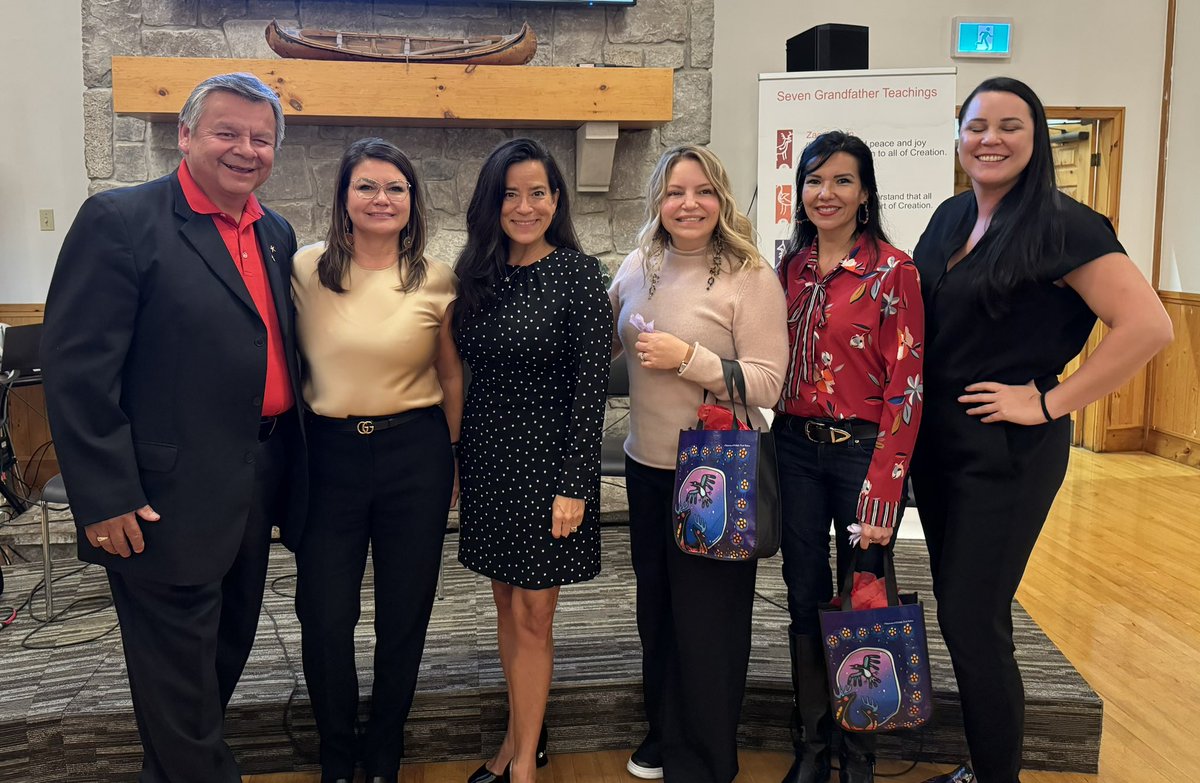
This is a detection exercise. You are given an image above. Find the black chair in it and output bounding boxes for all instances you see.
[1,323,62,614]
[38,475,69,615]
[600,357,630,477]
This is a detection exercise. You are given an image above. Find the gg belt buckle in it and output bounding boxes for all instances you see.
[356,420,375,435]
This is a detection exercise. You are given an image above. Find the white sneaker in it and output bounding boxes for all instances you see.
[626,749,664,779]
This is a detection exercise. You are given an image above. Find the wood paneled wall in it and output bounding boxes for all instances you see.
[0,304,54,492]
[1068,323,1152,453]
[1146,293,1200,467]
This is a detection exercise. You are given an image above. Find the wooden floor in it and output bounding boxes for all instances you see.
[247,450,1200,783]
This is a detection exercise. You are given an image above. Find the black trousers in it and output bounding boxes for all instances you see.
[910,399,1071,783]
[296,407,454,782]
[107,415,289,783]
[626,455,757,783]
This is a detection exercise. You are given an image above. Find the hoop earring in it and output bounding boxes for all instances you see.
[858,202,869,225]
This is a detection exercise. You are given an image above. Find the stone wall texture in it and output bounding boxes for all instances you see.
[81,0,715,269]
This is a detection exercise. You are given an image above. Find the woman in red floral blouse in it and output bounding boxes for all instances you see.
[772,131,924,783]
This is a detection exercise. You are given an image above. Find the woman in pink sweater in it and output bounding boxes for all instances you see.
[608,144,788,783]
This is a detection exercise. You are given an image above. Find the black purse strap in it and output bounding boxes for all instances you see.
[720,358,753,431]
[696,359,752,431]
[837,545,902,610]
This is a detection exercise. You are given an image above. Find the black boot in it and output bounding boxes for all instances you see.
[919,765,975,783]
[781,632,832,783]
[838,730,875,783]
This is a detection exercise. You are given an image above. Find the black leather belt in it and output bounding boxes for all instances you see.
[307,407,431,435]
[776,415,879,444]
[258,416,279,442]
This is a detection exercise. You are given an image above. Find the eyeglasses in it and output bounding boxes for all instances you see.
[350,178,411,202]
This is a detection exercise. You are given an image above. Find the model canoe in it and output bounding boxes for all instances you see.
[265,20,538,65]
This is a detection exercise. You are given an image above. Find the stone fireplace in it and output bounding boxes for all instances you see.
[81,0,715,269]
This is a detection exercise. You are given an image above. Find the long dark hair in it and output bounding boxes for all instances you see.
[453,137,580,331]
[959,77,1064,313]
[318,137,428,294]
[783,130,891,262]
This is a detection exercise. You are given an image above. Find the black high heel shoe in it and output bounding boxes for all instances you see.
[466,761,504,783]
[466,725,549,783]
[536,723,549,768]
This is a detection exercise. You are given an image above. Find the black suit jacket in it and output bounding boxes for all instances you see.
[42,171,307,585]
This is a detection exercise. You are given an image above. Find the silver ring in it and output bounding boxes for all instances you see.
[638,352,647,362]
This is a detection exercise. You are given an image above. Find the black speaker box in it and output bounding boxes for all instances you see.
[786,24,869,72]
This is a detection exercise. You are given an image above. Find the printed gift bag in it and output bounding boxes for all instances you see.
[672,359,780,561]
[818,549,933,732]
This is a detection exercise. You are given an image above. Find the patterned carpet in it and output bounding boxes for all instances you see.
[0,528,1100,781]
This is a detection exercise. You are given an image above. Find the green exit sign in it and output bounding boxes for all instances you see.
[953,17,1013,59]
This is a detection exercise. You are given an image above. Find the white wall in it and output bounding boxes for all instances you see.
[1159,0,1199,293]
[0,2,1175,300]
[711,0,1169,277]
[0,4,87,304]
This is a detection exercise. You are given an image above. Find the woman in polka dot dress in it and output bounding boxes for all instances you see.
[453,138,612,783]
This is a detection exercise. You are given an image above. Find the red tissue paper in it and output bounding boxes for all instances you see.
[849,572,889,610]
[696,404,749,431]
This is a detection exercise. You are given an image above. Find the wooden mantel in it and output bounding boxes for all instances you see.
[111,56,674,191]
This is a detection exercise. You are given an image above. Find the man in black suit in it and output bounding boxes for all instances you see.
[42,73,306,783]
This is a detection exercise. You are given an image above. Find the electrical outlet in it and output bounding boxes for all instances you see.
[38,209,55,231]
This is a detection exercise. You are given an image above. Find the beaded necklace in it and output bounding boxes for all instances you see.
[647,236,724,299]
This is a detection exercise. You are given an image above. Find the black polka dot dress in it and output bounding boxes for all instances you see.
[456,247,612,589]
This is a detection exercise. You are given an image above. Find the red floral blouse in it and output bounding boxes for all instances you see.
[777,237,925,528]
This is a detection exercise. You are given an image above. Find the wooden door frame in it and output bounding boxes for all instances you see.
[1044,106,1125,231]
[1042,107,1135,451]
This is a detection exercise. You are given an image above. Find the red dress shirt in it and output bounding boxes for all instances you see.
[178,161,293,416]
[777,237,925,528]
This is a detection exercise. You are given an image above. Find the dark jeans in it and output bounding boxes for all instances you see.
[295,407,454,782]
[626,455,757,783]
[773,417,893,637]
[911,399,1071,783]
[108,415,288,783]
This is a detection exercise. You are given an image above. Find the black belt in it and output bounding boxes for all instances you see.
[307,407,431,435]
[258,416,279,442]
[776,414,879,444]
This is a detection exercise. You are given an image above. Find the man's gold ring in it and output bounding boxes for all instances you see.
[96,536,109,542]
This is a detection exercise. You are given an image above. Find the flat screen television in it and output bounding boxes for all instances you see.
[429,1,636,5]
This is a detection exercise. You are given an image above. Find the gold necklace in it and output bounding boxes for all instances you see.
[647,237,724,299]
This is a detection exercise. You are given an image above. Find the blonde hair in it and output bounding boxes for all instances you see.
[635,144,764,275]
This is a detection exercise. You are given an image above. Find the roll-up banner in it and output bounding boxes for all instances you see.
[757,67,958,264]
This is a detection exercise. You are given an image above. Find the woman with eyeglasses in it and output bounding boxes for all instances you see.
[292,137,463,783]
